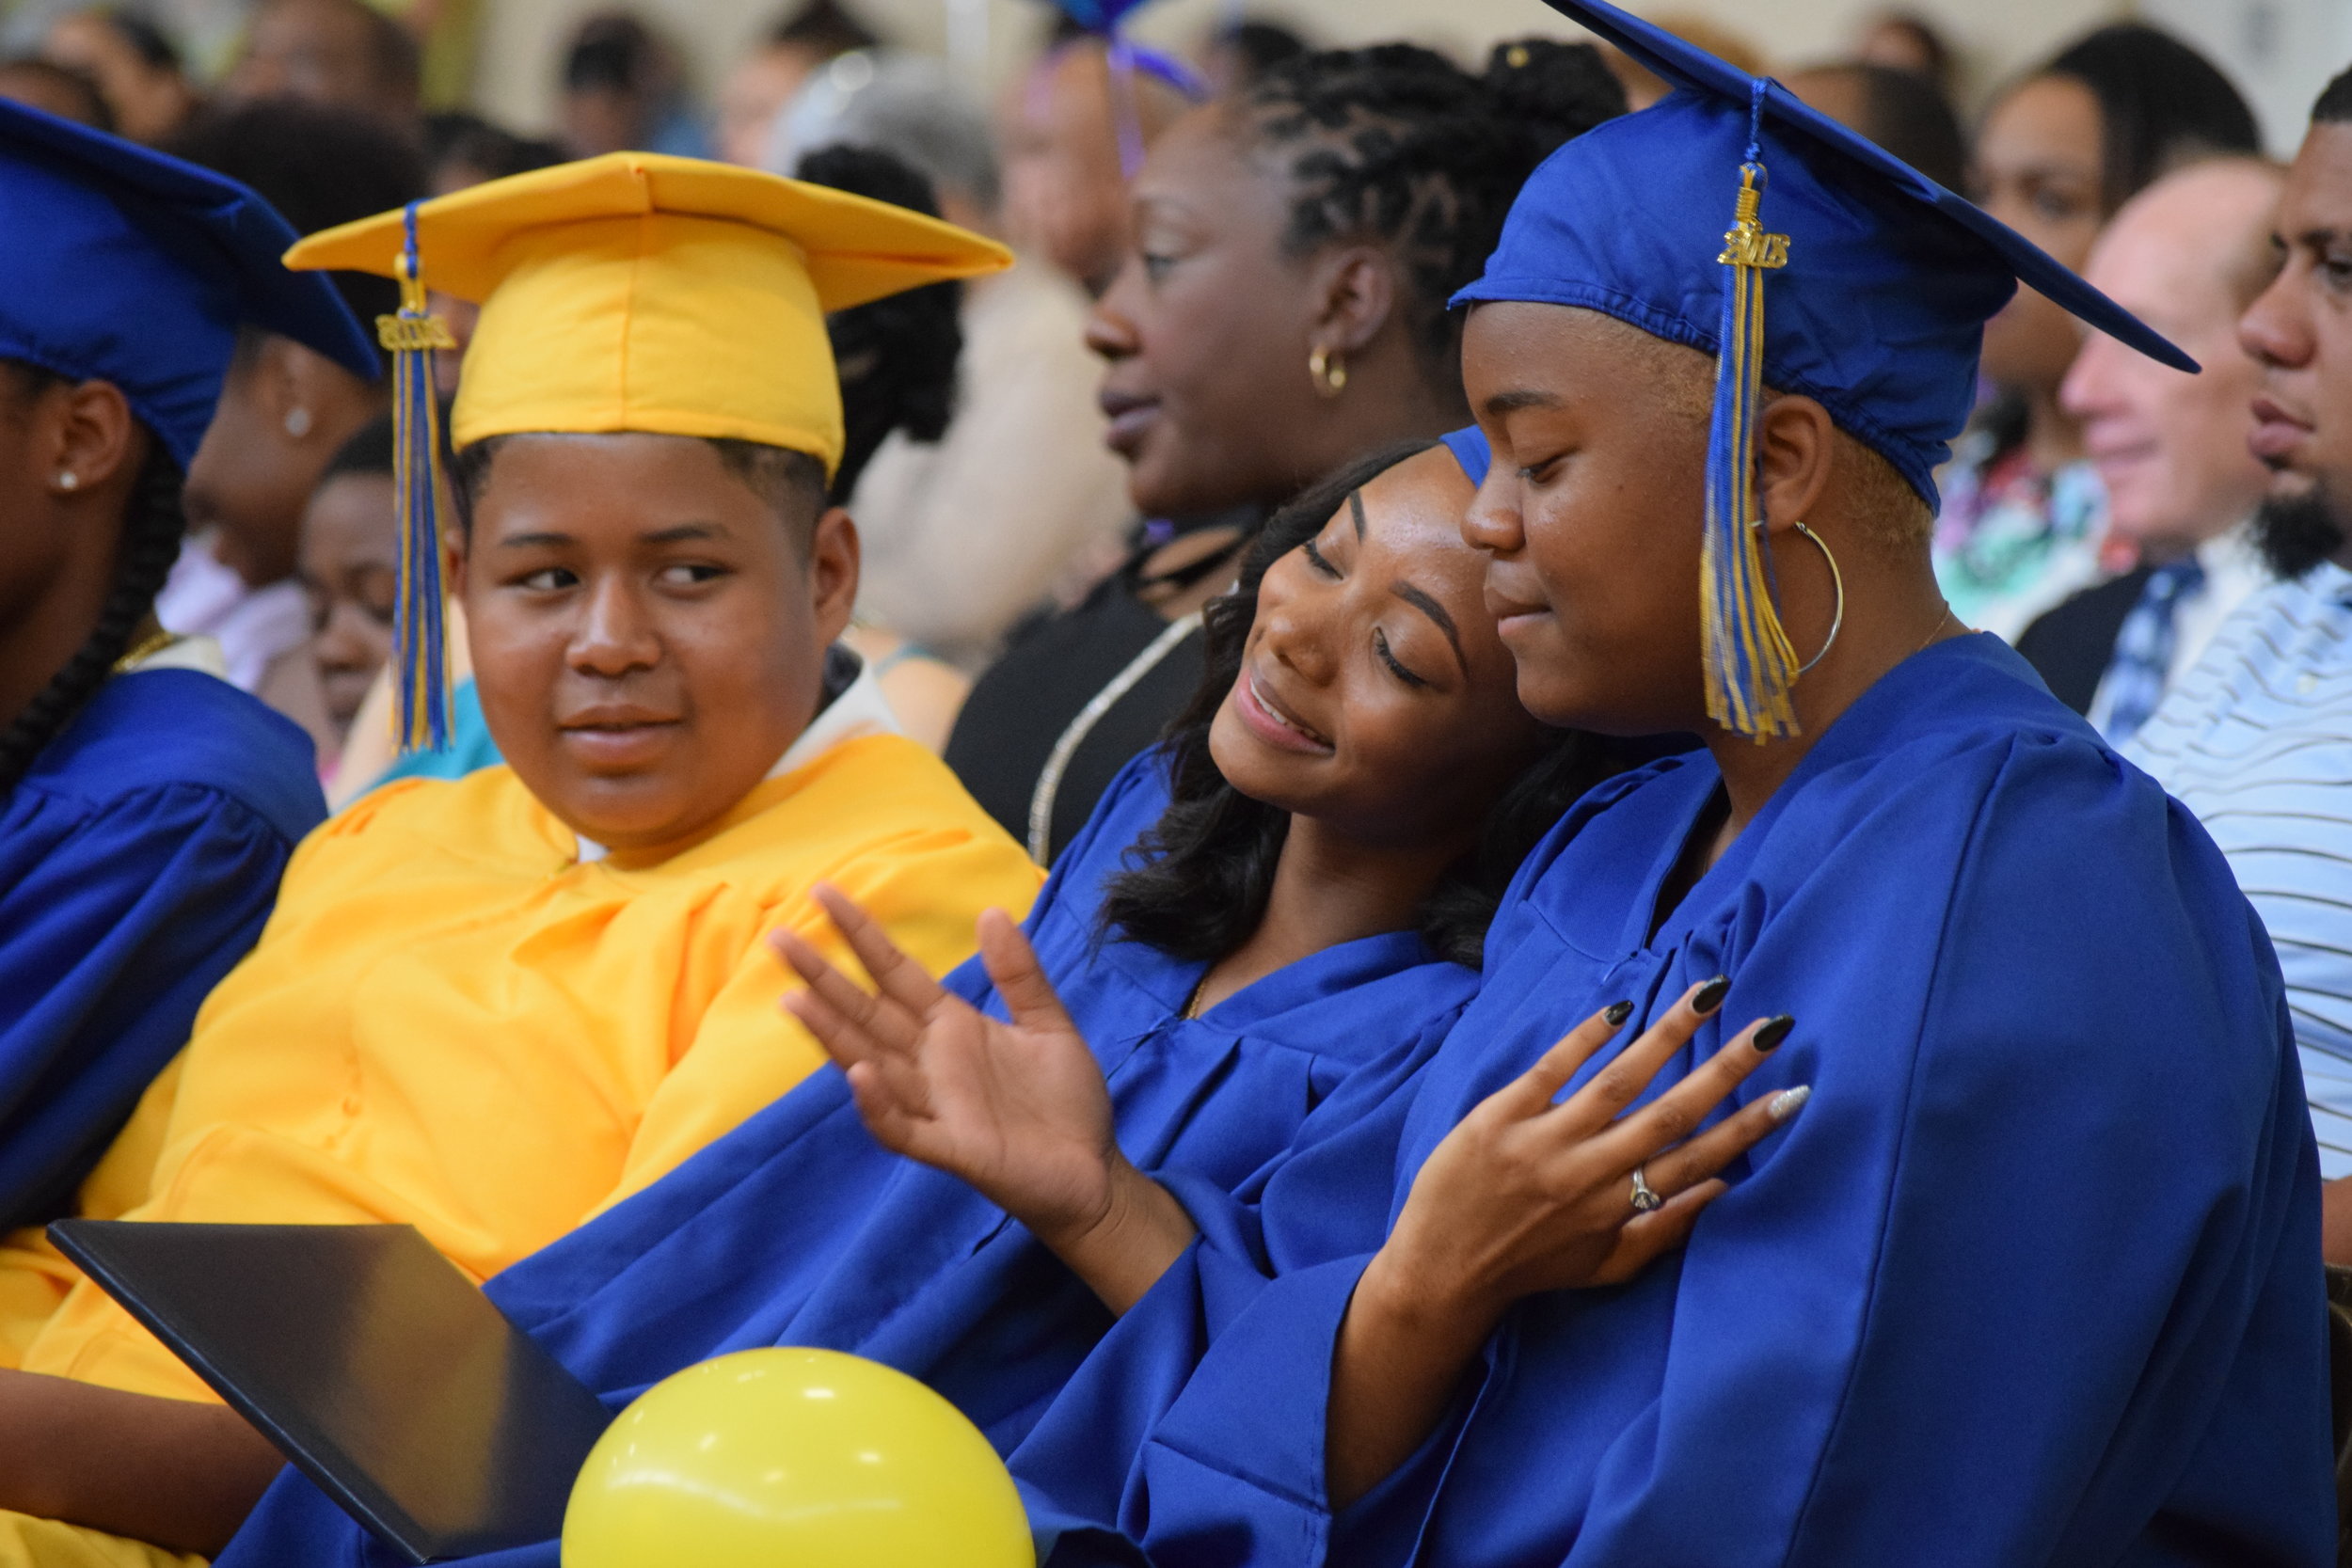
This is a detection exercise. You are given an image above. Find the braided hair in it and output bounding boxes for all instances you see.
[1100,440,1624,969]
[793,141,964,503]
[0,363,190,797]
[1236,40,1626,396]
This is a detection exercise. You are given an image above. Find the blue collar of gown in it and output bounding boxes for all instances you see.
[1535,631,2063,962]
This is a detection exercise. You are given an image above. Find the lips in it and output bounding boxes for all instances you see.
[1098,388,1159,458]
[1484,567,1552,638]
[2249,396,2314,466]
[1232,666,1332,755]
[558,705,681,769]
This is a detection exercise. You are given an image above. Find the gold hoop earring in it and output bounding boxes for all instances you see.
[1754,518,1844,675]
[1309,346,1347,399]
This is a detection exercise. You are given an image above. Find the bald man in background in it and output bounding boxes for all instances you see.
[2016,158,2282,735]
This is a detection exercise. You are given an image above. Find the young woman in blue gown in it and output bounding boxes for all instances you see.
[1007,6,2332,1564]
[0,101,373,1244]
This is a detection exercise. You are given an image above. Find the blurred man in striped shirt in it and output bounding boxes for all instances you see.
[2128,65,2352,1259]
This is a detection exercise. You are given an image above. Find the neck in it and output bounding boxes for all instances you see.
[1700,544,1957,856]
[2020,383,2084,472]
[0,509,116,737]
[1191,814,1465,1012]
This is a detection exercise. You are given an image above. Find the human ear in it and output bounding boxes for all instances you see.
[1752,395,1835,539]
[245,334,310,442]
[1307,245,1398,359]
[804,506,860,647]
[46,377,138,497]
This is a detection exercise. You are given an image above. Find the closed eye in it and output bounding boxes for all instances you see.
[1375,628,1430,689]
[1301,537,1341,578]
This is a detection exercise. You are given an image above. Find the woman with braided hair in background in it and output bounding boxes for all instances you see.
[946,39,1627,864]
[0,99,378,1525]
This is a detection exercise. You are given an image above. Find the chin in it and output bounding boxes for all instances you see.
[1204,706,1312,814]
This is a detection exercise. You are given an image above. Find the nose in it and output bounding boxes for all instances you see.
[1461,466,1527,555]
[2058,335,2120,422]
[2241,259,2313,372]
[569,573,660,678]
[1253,565,1337,688]
[1085,260,1143,363]
[313,602,379,676]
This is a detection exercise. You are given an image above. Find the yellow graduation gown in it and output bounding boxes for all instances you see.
[0,732,1041,1404]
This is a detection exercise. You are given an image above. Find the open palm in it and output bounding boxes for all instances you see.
[774,887,1120,1243]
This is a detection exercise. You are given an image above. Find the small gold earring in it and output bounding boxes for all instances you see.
[1308,346,1347,399]
[56,471,77,492]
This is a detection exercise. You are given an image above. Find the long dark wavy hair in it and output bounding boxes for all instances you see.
[1100,440,1622,969]
[0,362,188,798]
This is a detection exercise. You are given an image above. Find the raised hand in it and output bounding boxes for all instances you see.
[772,887,1121,1245]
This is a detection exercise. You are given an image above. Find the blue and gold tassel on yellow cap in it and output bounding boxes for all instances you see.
[1702,79,1802,742]
[376,201,454,753]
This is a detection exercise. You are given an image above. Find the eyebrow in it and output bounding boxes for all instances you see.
[1391,581,1466,674]
[1348,487,1367,541]
[644,522,725,545]
[1481,388,1563,418]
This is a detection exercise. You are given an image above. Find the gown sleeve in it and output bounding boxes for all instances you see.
[1045,736,2333,1568]
[0,780,307,1232]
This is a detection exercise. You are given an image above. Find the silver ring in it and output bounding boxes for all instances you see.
[1629,1165,1663,1213]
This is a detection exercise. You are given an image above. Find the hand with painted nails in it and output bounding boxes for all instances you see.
[771,886,1198,1313]
[1381,978,1804,1314]
[1326,978,1807,1507]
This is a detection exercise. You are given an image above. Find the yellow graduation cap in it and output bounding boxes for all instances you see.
[284,151,1010,752]
[287,150,1010,469]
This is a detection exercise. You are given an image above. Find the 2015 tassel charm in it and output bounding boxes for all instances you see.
[1702,79,1803,742]
[376,201,456,753]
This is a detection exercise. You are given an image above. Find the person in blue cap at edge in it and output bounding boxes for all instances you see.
[988,1,2333,1563]
[0,100,366,1336]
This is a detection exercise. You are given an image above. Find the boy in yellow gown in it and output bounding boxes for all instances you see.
[0,153,1041,1563]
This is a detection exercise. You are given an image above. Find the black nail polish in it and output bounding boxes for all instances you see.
[1692,975,1730,1015]
[1603,999,1634,1026]
[1754,1015,1795,1051]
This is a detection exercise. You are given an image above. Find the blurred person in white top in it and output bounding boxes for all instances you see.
[767,49,1133,671]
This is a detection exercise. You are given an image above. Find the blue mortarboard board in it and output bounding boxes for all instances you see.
[1453,0,2193,742]
[0,98,376,470]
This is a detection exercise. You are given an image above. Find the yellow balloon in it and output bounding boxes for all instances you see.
[561,1347,1033,1568]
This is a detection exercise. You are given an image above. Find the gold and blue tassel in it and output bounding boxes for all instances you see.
[1703,79,1801,742]
[376,200,455,752]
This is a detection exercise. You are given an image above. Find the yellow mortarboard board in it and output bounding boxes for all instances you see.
[287,150,1010,470]
[283,152,1009,754]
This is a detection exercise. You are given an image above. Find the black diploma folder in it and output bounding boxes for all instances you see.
[48,1220,613,1564]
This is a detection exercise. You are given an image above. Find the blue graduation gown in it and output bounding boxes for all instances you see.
[0,668,323,1229]
[216,750,1482,1568]
[1018,634,2333,1568]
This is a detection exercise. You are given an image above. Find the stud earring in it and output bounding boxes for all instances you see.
[56,471,77,492]
[1308,346,1347,399]
[284,406,312,438]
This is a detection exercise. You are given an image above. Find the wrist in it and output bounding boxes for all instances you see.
[1358,1236,1507,1356]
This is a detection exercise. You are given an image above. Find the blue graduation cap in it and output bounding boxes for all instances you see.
[0,98,376,471]
[1455,0,2193,741]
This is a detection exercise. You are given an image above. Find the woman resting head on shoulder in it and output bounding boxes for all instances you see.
[780,435,1618,1317]
[946,39,1629,862]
